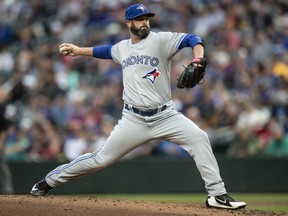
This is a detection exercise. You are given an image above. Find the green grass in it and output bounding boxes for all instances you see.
[92,193,288,213]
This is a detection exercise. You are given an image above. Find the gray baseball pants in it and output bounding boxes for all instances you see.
[45,105,226,196]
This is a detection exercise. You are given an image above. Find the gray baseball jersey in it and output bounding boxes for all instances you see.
[44,31,227,197]
[112,31,183,109]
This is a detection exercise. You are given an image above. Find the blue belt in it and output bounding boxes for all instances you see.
[124,104,168,117]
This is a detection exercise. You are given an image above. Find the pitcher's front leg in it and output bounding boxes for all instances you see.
[45,114,151,188]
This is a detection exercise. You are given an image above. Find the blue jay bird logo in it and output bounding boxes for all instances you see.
[142,69,160,83]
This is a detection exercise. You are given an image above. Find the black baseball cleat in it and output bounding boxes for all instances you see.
[206,194,246,210]
[31,179,52,196]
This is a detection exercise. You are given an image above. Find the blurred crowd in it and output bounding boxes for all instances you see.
[1,0,288,163]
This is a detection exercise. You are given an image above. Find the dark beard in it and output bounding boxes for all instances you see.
[130,23,150,39]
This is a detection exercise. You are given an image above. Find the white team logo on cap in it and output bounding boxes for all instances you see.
[137,5,146,12]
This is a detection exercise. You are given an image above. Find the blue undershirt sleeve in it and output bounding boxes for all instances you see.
[92,45,113,59]
[177,34,204,50]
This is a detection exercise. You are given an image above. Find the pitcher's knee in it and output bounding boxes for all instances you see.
[194,129,211,145]
[92,152,117,169]
[201,130,210,140]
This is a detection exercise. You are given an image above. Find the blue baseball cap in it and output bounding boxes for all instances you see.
[125,4,155,20]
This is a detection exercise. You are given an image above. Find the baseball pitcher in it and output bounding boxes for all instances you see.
[31,3,246,210]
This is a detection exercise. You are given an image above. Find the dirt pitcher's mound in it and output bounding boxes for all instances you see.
[0,195,286,216]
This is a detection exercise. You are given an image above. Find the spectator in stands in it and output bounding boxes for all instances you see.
[63,116,91,161]
[27,112,62,161]
[227,129,264,158]
[4,125,30,161]
[266,122,288,157]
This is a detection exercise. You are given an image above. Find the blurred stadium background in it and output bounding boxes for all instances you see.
[0,0,288,204]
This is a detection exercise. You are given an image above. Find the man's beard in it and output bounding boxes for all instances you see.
[130,22,150,39]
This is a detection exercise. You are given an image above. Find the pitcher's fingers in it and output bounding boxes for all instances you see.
[59,43,70,49]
